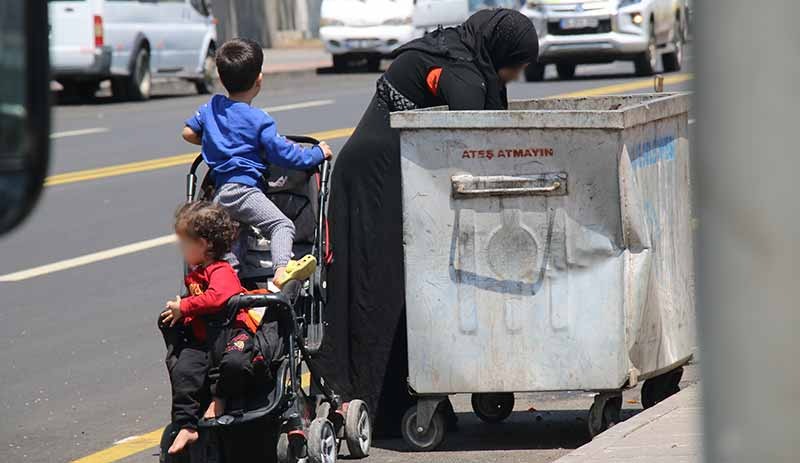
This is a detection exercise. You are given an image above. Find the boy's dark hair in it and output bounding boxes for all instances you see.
[215,38,264,94]
[174,201,238,260]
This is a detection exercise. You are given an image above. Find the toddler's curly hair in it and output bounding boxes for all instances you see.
[174,201,238,260]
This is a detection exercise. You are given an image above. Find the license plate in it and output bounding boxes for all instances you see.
[346,39,381,50]
[560,17,599,29]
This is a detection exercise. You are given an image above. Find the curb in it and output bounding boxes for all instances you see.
[555,384,702,462]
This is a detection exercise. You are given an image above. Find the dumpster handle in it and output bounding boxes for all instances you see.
[451,174,564,198]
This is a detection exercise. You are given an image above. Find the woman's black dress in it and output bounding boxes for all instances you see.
[313,10,539,434]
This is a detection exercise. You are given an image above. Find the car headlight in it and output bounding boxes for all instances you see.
[383,17,412,26]
[618,0,642,7]
[320,18,345,27]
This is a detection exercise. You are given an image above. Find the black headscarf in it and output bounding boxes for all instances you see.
[392,8,539,109]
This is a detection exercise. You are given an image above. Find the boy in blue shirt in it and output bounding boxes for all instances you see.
[182,38,332,286]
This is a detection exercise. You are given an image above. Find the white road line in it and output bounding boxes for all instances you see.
[263,99,335,113]
[0,234,176,282]
[50,127,110,139]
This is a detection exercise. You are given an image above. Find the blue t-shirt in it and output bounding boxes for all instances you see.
[185,95,324,188]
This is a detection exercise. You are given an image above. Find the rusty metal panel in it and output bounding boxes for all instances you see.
[393,93,694,394]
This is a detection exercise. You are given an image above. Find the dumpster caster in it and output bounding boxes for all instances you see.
[471,393,514,423]
[641,366,683,409]
[587,392,623,438]
[401,398,447,452]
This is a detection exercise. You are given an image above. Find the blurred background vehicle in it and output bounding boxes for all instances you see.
[319,0,418,72]
[413,0,521,33]
[520,0,686,81]
[48,0,217,101]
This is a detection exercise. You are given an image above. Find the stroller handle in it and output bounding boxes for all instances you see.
[226,280,303,311]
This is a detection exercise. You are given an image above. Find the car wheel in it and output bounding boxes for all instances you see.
[332,55,349,73]
[662,18,684,72]
[634,20,657,76]
[195,44,217,95]
[556,63,576,80]
[366,55,382,73]
[120,47,152,101]
[61,81,98,100]
[524,63,546,82]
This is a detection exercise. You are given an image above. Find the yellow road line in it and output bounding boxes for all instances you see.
[554,72,693,98]
[70,373,312,463]
[46,127,355,187]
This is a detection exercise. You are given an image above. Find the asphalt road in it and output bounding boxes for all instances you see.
[0,57,694,463]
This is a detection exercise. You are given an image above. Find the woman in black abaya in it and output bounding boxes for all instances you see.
[314,9,540,435]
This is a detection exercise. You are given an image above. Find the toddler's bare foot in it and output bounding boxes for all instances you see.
[204,397,224,419]
[168,428,198,454]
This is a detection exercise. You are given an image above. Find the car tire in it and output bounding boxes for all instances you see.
[366,55,382,73]
[114,47,152,101]
[525,63,546,82]
[195,44,217,95]
[634,20,658,76]
[662,18,684,72]
[332,55,349,73]
[61,81,98,100]
[556,63,576,80]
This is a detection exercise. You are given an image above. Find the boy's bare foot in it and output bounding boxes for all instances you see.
[204,397,224,419]
[168,428,198,454]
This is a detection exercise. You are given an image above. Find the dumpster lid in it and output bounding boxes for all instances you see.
[390,92,690,130]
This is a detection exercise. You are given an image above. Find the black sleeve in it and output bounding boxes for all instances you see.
[438,65,487,110]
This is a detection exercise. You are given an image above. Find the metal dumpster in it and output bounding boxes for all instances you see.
[390,93,695,450]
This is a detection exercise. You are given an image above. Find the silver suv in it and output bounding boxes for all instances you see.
[521,0,686,81]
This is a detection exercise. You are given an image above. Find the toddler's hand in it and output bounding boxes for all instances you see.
[319,141,334,160]
[160,295,183,327]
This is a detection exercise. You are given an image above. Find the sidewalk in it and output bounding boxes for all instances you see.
[555,384,703,463]
[263,43,331,75]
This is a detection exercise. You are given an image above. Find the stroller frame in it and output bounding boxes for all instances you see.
[161,136,370,463]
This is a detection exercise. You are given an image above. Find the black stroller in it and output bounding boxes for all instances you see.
[160,136,371,463]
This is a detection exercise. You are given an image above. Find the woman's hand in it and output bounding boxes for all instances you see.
[160,295,183,327]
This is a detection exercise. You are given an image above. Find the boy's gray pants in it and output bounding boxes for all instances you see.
[214,183,295,270]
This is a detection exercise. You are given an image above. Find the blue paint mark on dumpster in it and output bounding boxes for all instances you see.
[631,135,676,170]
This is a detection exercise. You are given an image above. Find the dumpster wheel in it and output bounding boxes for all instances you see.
[471,393,515,423]
[587,392,623,438]
[401,406,446,452]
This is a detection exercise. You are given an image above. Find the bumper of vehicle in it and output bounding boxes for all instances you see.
[320,25,417,56]
[523,7,650,63]
[51,46,112,79]
[538,31,649,63]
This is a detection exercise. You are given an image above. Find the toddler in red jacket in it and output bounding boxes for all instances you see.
[159,201,256,454]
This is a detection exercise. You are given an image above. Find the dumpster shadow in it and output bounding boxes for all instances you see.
[371,408,642,454]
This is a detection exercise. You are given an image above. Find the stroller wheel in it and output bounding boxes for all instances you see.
[344,400,371,458]
[307,417,337,463]
[277,432,304,463]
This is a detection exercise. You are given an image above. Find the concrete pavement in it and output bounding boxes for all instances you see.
[263,44,332,75]
[0,57,695,463]
[555,385,702,463]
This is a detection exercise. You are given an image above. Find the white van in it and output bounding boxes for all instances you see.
[48,0,217,101]
[413,0,521,32]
